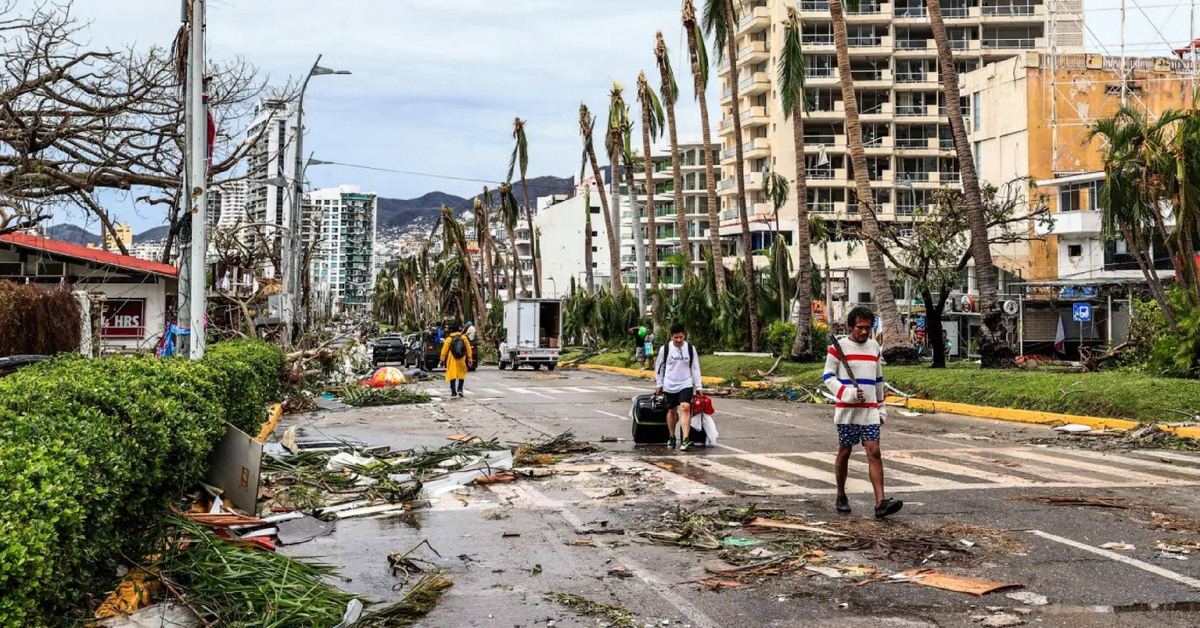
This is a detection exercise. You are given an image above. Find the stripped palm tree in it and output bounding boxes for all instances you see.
[829,0,906,352]
[580,103,622,293]
[637,72,666,302]
[704,0,761,351]
[498,181,524,299]
[508,118,541,297]
[578,138,597,292]
[441,205,487,329]
[780,5,815,361]
[655,31,692,279]
[609,84,648,311]
[762,170,791,324]
[683,0,725,294]
[480,186,497,300]
[607,82,638,299]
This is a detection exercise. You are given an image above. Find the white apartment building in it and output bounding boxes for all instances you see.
[209,179,249,230]
[305,185,378,315]
[245,100,300,276]
[717,0,1082,306]
[129,240,167,264]
[535,176,625,297]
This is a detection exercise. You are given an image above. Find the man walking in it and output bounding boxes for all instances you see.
[654,322,703,450]
[440,321,473,398]
[823,306,903,519]
[629,325,649,368]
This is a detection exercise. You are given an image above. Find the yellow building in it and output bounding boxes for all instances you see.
[104,223,133,251]
[963,51,1193,282]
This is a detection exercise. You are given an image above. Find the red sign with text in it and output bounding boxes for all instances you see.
[102,299,146,338]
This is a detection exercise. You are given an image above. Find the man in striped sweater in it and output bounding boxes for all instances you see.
[823,306,903,519]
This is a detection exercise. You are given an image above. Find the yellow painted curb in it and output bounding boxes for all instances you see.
[884,396,1139,432]
[580,363,774,390]
[255,403,283,443]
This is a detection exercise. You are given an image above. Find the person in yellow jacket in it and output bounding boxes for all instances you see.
[439,321,474,397]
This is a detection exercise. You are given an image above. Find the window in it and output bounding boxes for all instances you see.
[972,92,981,132]
[1067,244,1083,258]
[974,141,982,173]
[1059,183,1084,212]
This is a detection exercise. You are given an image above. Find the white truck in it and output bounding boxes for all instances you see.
[498,298,563,371]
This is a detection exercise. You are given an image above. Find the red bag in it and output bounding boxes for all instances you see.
[693,393,715,416]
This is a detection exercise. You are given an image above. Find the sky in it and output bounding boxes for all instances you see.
[22,0,1199,233]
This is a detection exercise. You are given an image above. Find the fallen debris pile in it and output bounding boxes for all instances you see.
[338,385,432,407]
[513,430,600,466]
[552,593,636,628]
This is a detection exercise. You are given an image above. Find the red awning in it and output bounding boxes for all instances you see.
[0,233,179,278]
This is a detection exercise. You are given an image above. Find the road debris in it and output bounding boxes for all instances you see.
[1006,591,1049,605]
[388,540,442,588]
[356,573,453,627]
[1014,495,1128,509]
[513,430,600,466]
[552,593,636,628]
[1099,542,1135,550]
[900,570,1021,596]
[974,613,1025,627]
[339,385,431,407]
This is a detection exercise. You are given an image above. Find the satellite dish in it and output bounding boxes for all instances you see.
[1002,300,1020,316]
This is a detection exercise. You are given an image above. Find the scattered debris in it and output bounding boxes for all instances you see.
[1099,542,1135,550]
[976,613,1024,627]
[1054,424,1094,433]
[96,603,201,628]
[748,517,849,537]
[387,540,443,588]
[527,564,543,576]
[1006,591,1049,606]
[805,565,845,579]
[1155,541,1195,554]
[513,431,600,466]
[901,570,1021,596]
[1148,510,1200,534]
[339,385,431,407]
[552,593,636,628]
[1158,552,1190,561]
[356,573,453,627]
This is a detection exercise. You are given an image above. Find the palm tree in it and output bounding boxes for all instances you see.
[611,95,649,312]
[927,0,1007,363]
[441,205,487,329]
[762,170,791,324]
[578,143,597,292]
[580,103,622,293]
[480,186,497,300]
[828,0,905,351]
[655,31,692,279]
[508,118,541,297]
[780,5,815,361]
[683,0,725,295]
[637,72,666,307]
[607,82,641,302]
[704,0,761,351]
[498,182,524,299]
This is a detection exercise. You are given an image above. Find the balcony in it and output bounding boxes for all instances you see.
[802,34,836,50]
[895,38,930,51]
[1040,209,1102,236]
[895,70,936,84]
[981,3,1042,18]
[859,101,893,119]
[942,6,973,19]
[741,105,770,128]
[894,5,927,19]
[742,137,771,159]
[806,67,838,84]
[800,0,830,11]
[738,4,770,33]
[804,134,847,151]
[982,37,1041,50]
[738,71,771,96]
[738,40,769,64]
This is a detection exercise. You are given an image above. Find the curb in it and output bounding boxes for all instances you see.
[580,363,1199,439]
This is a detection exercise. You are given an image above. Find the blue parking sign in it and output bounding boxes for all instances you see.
[1073,303,1092,323]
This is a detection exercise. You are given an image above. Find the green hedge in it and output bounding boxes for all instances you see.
[204,339,285,434]
[0,341,283,626]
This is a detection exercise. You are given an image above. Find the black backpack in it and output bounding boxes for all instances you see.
[449,334,467,359]
[657,342,696,376]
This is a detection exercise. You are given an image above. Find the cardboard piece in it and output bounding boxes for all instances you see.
[902,570,1021,596]
[205,423,262,514]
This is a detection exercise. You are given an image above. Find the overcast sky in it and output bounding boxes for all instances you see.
[26,0,1196,233]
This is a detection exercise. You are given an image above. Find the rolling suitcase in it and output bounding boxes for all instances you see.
[631,394,670,444]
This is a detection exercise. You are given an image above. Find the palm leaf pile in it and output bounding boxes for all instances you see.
[340,385,431,407]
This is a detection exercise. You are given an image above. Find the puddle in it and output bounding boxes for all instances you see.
[1041,601,1200,614]
[375,511,424,531]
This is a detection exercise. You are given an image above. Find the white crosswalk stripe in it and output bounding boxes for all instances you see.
[640,447,1200,496]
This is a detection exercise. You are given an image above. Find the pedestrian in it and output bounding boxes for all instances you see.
[823,305,903,519]
[654,322,703,450]
[643,329,655,371]
[465,320,477,344]
[628,325,649,368]
[941,329,952,357]
[440,321,473,398]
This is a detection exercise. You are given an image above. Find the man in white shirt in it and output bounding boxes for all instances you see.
[654,322,703,450]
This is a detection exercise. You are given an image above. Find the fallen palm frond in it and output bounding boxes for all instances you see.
[387,438,503,472]
[340,386,431,407]
[1013,495,1128,509]
[357,573,454,627]
[513,430,599,466]
[154,515,361,627]
[552,593,636,628]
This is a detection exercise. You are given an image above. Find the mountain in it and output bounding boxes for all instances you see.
[47,224,170,246]
[133,226,170,243]
[375,175,575,231]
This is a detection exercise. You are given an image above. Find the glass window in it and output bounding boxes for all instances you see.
[972,92,981,132]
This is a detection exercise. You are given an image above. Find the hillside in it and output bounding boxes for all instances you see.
[375,175,575,231]
[47,224,170,246]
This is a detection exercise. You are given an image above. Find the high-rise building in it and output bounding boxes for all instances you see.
[305,185,378,314]
[208,179,249,230]
[628,142,724,289]
[245,100,299,276]
[716,0,1083,304]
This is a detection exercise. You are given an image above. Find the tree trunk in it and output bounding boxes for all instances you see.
[504,221,519,300]
[924,288,950,369]
[928,0,1012,367]
[829,0,905,354]
[686,22,726,294]
[1121,222,1176,329]
[609,153,625,294]
[587,148,622,293]
[520,176,541,297]
[640,99,661,298]
[624,143,648,312]
[725,0,761,351]
[584,187,596,292]
[789,101,814,361]
[659,54,692,278]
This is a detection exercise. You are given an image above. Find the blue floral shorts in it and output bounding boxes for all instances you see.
[836,424,881,448]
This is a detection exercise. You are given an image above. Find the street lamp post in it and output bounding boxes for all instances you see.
[282,55,350,347]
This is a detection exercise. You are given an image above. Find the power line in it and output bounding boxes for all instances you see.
[314,159,577,192]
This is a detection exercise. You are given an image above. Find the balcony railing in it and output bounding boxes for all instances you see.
[895,71,928,83]
[896,172,931,182]
[851,69,885,80]
[895,6,928,17]
[849,2,883,14]
[721,209,739,220]
[806,168,836,180]
[805,134,837,144]
[848,36,882,47]
[896,39,928,50]
[895,137,929,148]
[807,67,836,78]
[800,0,829,11]
[982,38,1036,49]
[808,202,837,213]
[864,136,889,148]
[942,172,962,183]
[939,138,956,149]
[896,104,927,116]
[802,35,835,46]
[949,39,969,50]
[942,6,971,18]
[982,4,1037,16]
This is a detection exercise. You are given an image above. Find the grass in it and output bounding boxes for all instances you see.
[581,353,1200,423]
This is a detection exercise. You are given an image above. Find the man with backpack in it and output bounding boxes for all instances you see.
[654,322,703,450]
[823,306,903,519]
[440,321,473,398]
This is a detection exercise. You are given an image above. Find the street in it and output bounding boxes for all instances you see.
[280,367,1200,627]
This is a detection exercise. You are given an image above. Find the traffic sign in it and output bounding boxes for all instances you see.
[1072,303,1092,323]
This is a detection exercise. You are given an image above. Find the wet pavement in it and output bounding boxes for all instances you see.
[277,367,1200,627]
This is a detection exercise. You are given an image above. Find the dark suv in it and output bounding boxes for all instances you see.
[369,334,408,366]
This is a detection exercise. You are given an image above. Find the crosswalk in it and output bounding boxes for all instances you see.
[418,383,649,399]
[633,447,1200,497]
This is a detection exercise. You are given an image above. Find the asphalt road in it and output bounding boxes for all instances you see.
[279,366,1200,627]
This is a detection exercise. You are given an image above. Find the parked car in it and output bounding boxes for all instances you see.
[409,331,443,372]
[0,354,48,378]
[369,334,408,366]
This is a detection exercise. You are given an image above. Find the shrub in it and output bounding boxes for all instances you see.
[765,321,797,357]
[204,340,284,434]
[0,341,282,625]
[0,281,82,357]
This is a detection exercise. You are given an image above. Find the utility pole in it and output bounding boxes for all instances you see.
[175,0,193,357]
[187,0,208,359]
